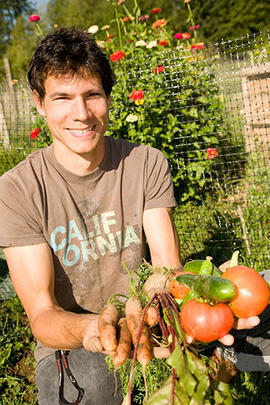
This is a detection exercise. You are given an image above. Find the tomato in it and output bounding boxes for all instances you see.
[222,265,270,318]
[170,271,192,299]
[180,300,234,343]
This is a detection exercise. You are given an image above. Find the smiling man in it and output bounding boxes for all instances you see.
[0,27,268,405]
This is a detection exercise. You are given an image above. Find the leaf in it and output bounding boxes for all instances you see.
[230,251,239,267]
[143,376,189,405]
[213,381,234,405]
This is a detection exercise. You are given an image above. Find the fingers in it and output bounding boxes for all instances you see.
[233,316,260,330]
[218,333,234,346]
[84,336,103,352]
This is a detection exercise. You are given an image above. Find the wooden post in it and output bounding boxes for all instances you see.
[0,101,10,147]
[3,57,18,120]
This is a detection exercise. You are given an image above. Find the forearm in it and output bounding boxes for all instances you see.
[30,306,99,350]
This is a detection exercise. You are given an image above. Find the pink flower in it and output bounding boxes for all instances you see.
[153,65,165,74]
[138,15,149,22]
[30,128,41,139]
[110,50,124,62]
[130,90,144,101]
[159,40,168,46]
[117,0,125,5]
[29,14,40,22]
[174,33,183,39]
[189,24,200,30]
[206,148,219,159]
[150,8,162,14]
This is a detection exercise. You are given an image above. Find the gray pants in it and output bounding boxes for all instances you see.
[36,348,122,405]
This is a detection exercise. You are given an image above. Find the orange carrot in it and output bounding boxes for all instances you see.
[98,304,119,352]
[112,318,132,368]
[144,306,159,328]
[125,296,152,366]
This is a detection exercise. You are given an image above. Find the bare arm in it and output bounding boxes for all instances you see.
[3,243,99,351]
[143,207,182,270]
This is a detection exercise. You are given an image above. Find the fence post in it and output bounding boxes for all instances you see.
[3,57,18,121]
[0,101,10,147]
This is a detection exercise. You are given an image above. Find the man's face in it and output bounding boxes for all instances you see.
[34,72,111,163]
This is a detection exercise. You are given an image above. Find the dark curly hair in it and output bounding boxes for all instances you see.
[27,27,115,99]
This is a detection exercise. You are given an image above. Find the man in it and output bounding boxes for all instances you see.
[0,27,268,404]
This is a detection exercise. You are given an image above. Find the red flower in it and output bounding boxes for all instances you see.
[130,90,144,101]
[122,16,130,22]
[138,15,149,22]
[191,42,205,50]
[152,19,167,29]
[159,40,168,46]
[107,34,114,40]
[30,128,41,139]
[182,32,191,39]
[206,148,218,159]
[189,24,200,30]
[29,14,40,22]
[174,33,183,39]
[150,8,162,14]
[153,65,165,74]
[110,50,124,62]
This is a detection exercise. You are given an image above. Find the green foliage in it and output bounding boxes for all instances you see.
[0,147,32,176]
[0,297,37,404]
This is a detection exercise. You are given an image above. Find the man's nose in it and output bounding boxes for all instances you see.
[72,97,91,121]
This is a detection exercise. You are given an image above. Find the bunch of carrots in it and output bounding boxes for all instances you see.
[96,263,235,405]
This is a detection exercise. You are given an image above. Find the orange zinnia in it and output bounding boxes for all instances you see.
[152,19,167,30]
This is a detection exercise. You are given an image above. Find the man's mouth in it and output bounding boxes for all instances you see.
[68,126,96,137]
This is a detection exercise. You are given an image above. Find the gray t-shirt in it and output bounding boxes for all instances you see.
[0,136,176,361]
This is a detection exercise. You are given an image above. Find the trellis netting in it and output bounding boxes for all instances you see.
[0,31,269,298]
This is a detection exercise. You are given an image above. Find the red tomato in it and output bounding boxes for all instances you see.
[170,271,192,299]
[180,300,234,343]
[222,265,270,318]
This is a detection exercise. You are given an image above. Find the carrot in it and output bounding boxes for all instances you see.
[98,303,119,353]
[125,296,152,366]
[112,318,132,368]
[144,306,159,328]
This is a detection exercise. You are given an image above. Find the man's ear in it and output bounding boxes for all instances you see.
[33,90,46,117]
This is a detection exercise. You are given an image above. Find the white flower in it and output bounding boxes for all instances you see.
[135,40,147,47]
[147,40,157,49]
[126,114,138,123]
[88,25,99,34]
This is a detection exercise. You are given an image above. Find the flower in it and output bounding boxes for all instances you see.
[30,128,41,139]
[107,34,114,40]
[88,25,99,34]
[101,25,110,30]
[182,32,191,39]
[146,40,157,48]
[97,40,106,49]
[126,114,138,123]
[152,19,167,29]
[174,33,183,39]
[138,15,149,22]
[150,8,162,14]
[159,40,168,46]
[117,0,125,4]
[153,65,165,74]
[184,0,190,3]
[135,40,147,47]
[110,50,124,62]
[29,14,40,22]
[191,42,205,50]
[122,16,130,22]
[130,90,144,102]
[189,24,200,30]
[206,148,218,159]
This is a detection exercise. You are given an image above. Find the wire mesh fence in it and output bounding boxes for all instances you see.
[0,31,269,278]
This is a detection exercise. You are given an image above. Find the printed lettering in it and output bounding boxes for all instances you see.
[101,211,116,234]
[81,240,99,261]
[63,244,80,266]
[68,220,83,243]
[92,215,101,236]
[50,226,67,251]
[96,233,117,256]
[124,225,140,248]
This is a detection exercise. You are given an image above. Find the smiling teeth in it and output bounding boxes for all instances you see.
[70,128,93,135]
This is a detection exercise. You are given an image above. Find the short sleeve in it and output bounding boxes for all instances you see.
[144,147,177,210]
[0,177,45,247]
